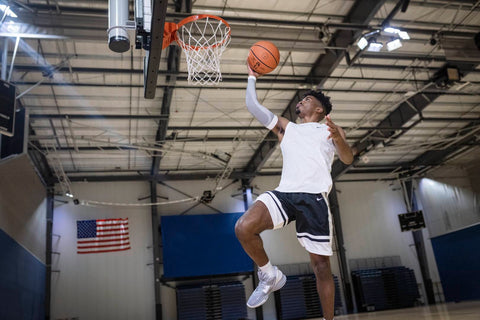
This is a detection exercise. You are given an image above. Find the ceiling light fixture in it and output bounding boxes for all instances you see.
[398,31,410,40]
[367,39,383,52]
[357,37,369,50]
[384,26,410,40]
[356,30,381,50]
[0,4,17,18]
[387,38,402,51]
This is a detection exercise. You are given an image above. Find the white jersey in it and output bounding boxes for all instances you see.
[275,122,336,194]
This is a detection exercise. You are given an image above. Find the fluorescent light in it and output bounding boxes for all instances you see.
[357,37,368,50]
[0,5,17,18]
[367,41,383,52]
[387,38,402,51]
[398,31,410,40]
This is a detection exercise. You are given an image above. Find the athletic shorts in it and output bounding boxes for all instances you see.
[256,191,333,256]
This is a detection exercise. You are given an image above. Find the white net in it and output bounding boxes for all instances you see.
[176,16,231,85]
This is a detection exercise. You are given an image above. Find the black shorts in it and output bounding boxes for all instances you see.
[256,191,333,256]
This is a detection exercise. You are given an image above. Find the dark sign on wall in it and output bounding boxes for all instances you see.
[0,80,16,137]
[398,210,426,232]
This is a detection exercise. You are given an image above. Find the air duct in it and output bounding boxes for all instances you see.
[108,0,130,53]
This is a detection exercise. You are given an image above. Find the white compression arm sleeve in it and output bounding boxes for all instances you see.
[246,76,278,130]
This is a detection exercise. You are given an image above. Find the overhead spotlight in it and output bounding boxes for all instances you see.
[66,192,74,198]
[387,38,402,51]
[398,31,410,40]
[367,39,383,52]
[357,36,369,50]
[384,26,410,40]
[0,4,17,18]
[384,26,400,34]
[429,37,437,46]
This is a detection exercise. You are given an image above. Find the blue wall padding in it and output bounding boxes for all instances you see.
[431,223,480,302]
[0,228,45,320]
[161,212,253,279]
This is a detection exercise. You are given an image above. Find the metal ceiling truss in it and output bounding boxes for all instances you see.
[11,5,478,40]
[331,61,480,179]
[404,121,480,176]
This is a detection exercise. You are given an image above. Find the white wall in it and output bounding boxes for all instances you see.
[417,177,480,238]
[51,181,155,320]
[0,154,46,263]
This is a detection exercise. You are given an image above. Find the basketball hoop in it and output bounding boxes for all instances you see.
[163,15,231,85]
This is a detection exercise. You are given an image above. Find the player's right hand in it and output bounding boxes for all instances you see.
[247,63,261,78]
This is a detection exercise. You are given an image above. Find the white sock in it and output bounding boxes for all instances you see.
[259,261,275,276]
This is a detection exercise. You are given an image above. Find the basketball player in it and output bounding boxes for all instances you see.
[235,65,353,320]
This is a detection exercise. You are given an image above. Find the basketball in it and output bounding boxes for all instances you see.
[247,41,280,75]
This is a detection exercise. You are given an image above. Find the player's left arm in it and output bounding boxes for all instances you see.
[325,115,354,165]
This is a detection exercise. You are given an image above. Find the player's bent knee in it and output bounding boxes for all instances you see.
[234,216,251,240]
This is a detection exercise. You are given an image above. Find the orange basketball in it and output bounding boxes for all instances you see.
[247,41,280,75]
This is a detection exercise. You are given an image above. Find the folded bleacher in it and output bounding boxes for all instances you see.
[351,266,419,312]
[177,281,247,320]
[274,274,343,320]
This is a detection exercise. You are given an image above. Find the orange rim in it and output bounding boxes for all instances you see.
[174,14,231,51]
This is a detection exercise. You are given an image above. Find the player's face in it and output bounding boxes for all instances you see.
[295,95,323,118]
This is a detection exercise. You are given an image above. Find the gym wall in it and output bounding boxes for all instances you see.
[417,173,480,302]
[0,154,46,320]
[46,167,477,319]
[51,181,155,320]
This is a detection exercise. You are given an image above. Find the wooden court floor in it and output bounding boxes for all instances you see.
[313,300,480,320]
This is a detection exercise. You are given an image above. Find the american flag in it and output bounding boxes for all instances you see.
[76,218,130,254]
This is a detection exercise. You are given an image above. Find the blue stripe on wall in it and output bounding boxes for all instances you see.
[431,223,480,302]
[0,228,45,320]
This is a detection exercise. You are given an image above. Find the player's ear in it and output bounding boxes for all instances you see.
[315,106,325,115]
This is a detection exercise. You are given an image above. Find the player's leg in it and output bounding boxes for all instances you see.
[294,192,335,319]
[235,200,273,266]
[310,253,335,320]
[235,192,289,308]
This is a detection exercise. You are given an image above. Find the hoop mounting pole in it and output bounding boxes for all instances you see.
[144,0,169,99]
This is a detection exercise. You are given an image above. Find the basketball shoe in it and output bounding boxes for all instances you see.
[247,266,286,308]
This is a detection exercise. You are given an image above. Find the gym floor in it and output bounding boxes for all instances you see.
[324,301,480,320]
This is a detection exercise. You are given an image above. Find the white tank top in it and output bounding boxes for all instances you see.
[275,122,336,194]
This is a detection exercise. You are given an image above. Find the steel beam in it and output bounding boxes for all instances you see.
[17,82,480,95]
[44,188,54,319]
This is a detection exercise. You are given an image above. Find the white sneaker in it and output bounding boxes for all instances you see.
[247,266,286,308]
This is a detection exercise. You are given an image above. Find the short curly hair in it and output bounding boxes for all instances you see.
[303,90,332,115]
